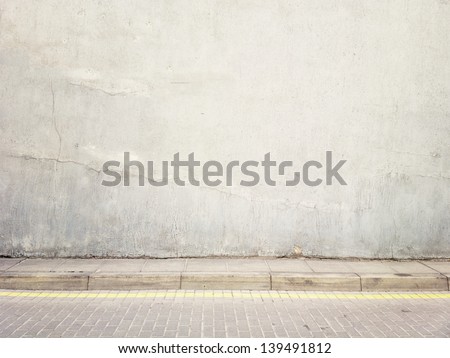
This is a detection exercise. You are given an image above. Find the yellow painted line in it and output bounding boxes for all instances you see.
[259,293,273,299]
[1,291,450,300]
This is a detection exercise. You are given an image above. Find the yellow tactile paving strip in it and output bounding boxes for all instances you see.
[1,291,450,300]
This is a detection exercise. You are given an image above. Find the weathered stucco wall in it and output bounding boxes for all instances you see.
[1,0,449,258]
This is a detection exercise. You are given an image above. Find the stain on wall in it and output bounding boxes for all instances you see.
[1,1,449,258]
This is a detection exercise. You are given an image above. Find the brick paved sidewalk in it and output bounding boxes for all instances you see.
[1,289,449,338]
[1,258,449,291]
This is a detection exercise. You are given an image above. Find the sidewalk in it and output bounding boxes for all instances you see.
[0,258,449,291]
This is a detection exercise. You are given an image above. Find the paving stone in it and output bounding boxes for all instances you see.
[385,262,438,274]
[345,261,396,273]
[185,259,228,272]
[266,259,313,272]
[0,259,24,271]
[306,260,353,273]
[227,259,269,272]
[8,259,66,272]
[142,259,186,272]
[56,259,103,273]
[420,261,450,274]
[96,259,147,272]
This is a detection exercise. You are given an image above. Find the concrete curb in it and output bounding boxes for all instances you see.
[360,273,448,291]
[1,271,449,291]
[444,274,450,291]
[272,273,361,291]
[88,273,181,290]
[0,272,89,290]
[181,272,270,290]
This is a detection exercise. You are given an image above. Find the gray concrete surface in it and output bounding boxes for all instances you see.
[181,272,271,290]
[359,273,448,291]
[271,273,361,291]
[0,273,88,290]
[1,1,450,259]
[1,289,449,337]
[0,258,449,291]
[89,273,181,290]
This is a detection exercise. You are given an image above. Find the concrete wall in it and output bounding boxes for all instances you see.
[1,0,449,258]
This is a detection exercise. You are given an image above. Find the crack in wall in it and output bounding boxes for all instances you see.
[69,82,136,97]
[372,171,450,181]
[7,153,310,208]
[50,82,62,160]
[8,154,101,174]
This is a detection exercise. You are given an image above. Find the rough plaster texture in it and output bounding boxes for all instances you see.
[1,0,449,258]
